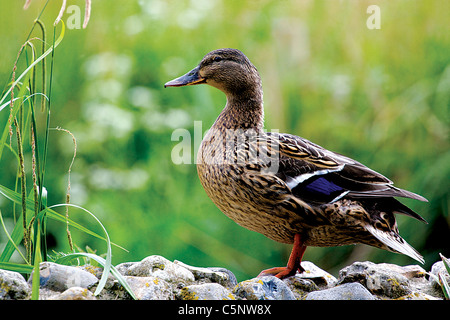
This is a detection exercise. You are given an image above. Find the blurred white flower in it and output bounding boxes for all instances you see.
[89,166,149,191]
[83,103,134,139]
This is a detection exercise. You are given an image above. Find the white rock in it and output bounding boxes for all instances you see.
[0,269,30,300]
[124,276,172,300]
[294,261,338,288]
[174,260,237,288]
[177,283,234,300]
[305,282,376,300]
[51,287,96,300]
[233,276,295,300]
[118,255,195,283]
[28,262,98,292]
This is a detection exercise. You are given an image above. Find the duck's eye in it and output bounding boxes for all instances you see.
[213,56,223,62]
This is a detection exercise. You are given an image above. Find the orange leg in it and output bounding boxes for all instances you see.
[258,234,307,279]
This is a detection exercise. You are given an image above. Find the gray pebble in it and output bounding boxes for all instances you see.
[305,282,376,300]
[28,261,98,292]
[233,276,295,300]
[0,269,30,300]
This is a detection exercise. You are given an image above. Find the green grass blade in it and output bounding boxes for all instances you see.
[0,262,34,274]
[0,185,127,252]
[0,21,65,106]
[0,97,20,112]
[0,72,32,163]
[0,209,28,263]
[44,206,105,240]
[0,185,37,262]
[0,185,33,210]
[0,202,36,262]
[0,214,26,262]
[31,219,41,300]
[439,273,450,300]
[45,205,128,252]
[55,252,137,300]
[48,203,111,296]
[439,254,450,300]
[440,253,450,275]
[0,21,64,162]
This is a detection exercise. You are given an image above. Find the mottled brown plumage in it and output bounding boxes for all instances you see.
[165,48,427,278]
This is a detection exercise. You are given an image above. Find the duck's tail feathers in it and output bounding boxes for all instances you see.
[388,198,428,224]
[393,187,428,202]
[365,224,424,264]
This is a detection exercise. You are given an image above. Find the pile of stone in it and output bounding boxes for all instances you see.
[0,255,448,300]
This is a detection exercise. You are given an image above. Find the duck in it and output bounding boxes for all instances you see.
[164,48,428,279]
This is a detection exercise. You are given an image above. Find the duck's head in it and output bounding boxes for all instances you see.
[164,48,262,98]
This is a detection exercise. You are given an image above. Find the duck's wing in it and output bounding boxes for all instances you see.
[265,132,427,222]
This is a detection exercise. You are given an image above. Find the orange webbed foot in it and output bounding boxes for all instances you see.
[257,234,307,279]
[257,265,305,279]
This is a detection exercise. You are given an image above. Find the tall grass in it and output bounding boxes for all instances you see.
[0,3,135,300]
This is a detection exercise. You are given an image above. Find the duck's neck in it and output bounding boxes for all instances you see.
[214,86,264,131]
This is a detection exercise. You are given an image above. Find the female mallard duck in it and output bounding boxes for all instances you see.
[165,48,427,279]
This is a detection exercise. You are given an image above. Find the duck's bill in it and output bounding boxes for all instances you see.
[164,66,206,87]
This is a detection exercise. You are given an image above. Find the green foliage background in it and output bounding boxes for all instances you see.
[0,0,448,280]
